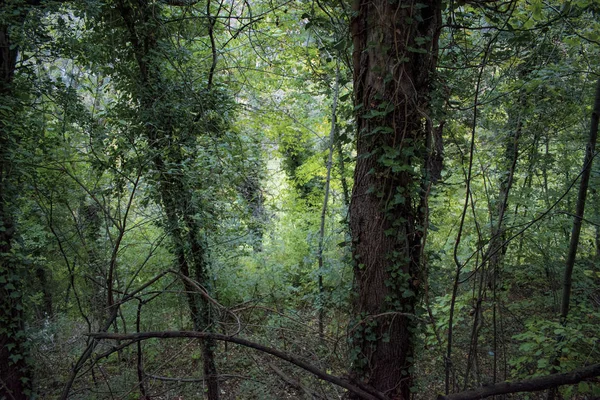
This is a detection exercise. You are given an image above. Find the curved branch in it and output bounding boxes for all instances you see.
[87,331,386,400]
[438,363,600,400]
[160,0,202,6]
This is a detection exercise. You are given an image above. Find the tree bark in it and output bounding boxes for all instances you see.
[348,0,441,398]
[0,18,31,400]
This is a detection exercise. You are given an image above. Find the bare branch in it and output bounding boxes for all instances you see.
[438,363,600,400]
[160,0,201,6]
[146,373,260,383]
[87,331,387,400]
[267,362,326,400]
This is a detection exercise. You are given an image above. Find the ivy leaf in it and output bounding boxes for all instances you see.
[9,353,23,363]
[406,46,427,54]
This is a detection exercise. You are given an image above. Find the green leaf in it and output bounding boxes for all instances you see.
[406,46,427,54]
[9,353,23,363]
[578,382,590,393]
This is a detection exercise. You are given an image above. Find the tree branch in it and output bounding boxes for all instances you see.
[437,363,600,400]
[87,331,386,400]
[160,0,201,6]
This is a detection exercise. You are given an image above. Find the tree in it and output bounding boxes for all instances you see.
[347,0,442,397]
[0,2,38,396]
[0,22,30,400]
[105,1,229,398]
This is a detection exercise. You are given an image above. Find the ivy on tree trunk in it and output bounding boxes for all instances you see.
[348,0,441,397]
[0,16,31,400]
[115,1,221,398]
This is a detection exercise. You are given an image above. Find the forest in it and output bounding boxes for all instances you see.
[1,0,600,398]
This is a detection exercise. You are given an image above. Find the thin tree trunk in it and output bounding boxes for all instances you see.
[348,0,441,397]
[446,37,494,395]
[136,300,149,399]
[336,133,350,208]
[547,78,600,400]
[238,176,265,252]
[560,78,600,321]
[317,63,340,337]
[465,99,522,388]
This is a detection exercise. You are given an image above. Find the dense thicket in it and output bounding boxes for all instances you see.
[0,0,599,399]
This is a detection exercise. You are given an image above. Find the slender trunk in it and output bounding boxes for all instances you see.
[136,300,148,399]
[465,99,521,387]
[81,201,107,325]
[238,176,265,252]
[348,0,441,397]
[150,115,220,400]
[560,78,600,321]
[317,63,340,337]
[36,265,54,318]
[336,135,350,208]
[446,38,494,395]
[547,78,600,400]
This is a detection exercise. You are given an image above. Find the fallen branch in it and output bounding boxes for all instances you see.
[87,331,386,400]
[267,362,326,399]
[146,373,261,383]
[438,363,600,400]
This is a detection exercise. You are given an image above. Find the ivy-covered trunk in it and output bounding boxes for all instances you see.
[0,20,31,400]
[151,145,220,400]
[348,0,441,398]
[116,2,220,398]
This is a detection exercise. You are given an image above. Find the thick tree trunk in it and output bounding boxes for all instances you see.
[348,0,441,398]
[0,22,30,400]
